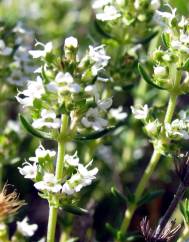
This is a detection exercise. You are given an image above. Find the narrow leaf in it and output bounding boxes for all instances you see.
[63,204,89,215]
[161,32,170,48]
[138,63,165,90]
[75,120,126,141]
[135,31,158,45]
[111,187,127,203]
[19,114,52,140]
[182,58,189,71]
[94,20,112,39]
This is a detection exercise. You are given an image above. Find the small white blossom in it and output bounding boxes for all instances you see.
[29,41,53,59]
[34,173,62,193]
[109,106,127,121]
[17,217,38,237]
[131,104,149,120]
[64,152,79,167]
[81,108,108,131]
[96,5,121,22]
[16,76,45,107]
[55,72,81,93]
[64,36,78,49]
[18,162,38,179]
[0,40,12,56]
[154,66,167,78]
[32,109,61,129]
[29,145,56,163]
[88,45,110,75]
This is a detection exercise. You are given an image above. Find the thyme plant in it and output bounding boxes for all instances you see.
[0,0,189,242]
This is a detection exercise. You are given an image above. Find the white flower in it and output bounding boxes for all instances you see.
[64,36,78,49]
[96,5,121,22]
[55,72,81,93]
[150,0,160,10]
[88,45,110,75]
[109,106,127,120]
[97,98,113,110]
[92,0,112,9]
[17,217,38,237]
[154,66,167,78]
[81,108,108,131]
[0,40,12,56]
[131,104,149,120]
[16,76,45,107]
[18,162,38,179]
[34,173,62,193]
[64,152,79,167]
[32,109,61,129]
[29,41,53,59]
[62,161,98,195]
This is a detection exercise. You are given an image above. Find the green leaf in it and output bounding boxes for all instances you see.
[75,120,126,141]
[182,58,189,71]
[137,190,164,207]
[111,187,127,203]
[62,204,89,215]
[135,31,158,45]
[138,63,165,90]
[19,114,52,140]
[161,32,170,48]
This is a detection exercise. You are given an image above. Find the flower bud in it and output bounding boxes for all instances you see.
[64,36,78,49]
[153,66,167,78]
[64,36,78,61]
[144,120,160,137]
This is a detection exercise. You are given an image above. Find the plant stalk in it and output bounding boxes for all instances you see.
[47,114,69,242]
[120,93,178,235]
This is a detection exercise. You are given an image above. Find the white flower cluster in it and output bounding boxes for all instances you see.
[16,36,112,132]
[19,145,56,179]
[165,118,189,140]
[93,0,160,22]
[7,22,36,86]
[19,146,98,196]
[156,5,189,55]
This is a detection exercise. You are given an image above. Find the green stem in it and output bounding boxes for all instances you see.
[120,93,178,235]
[177,224,189,242]
[47,114,69,242]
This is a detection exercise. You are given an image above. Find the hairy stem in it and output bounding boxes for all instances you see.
[47,114,69,242]
[120,93,178,235]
